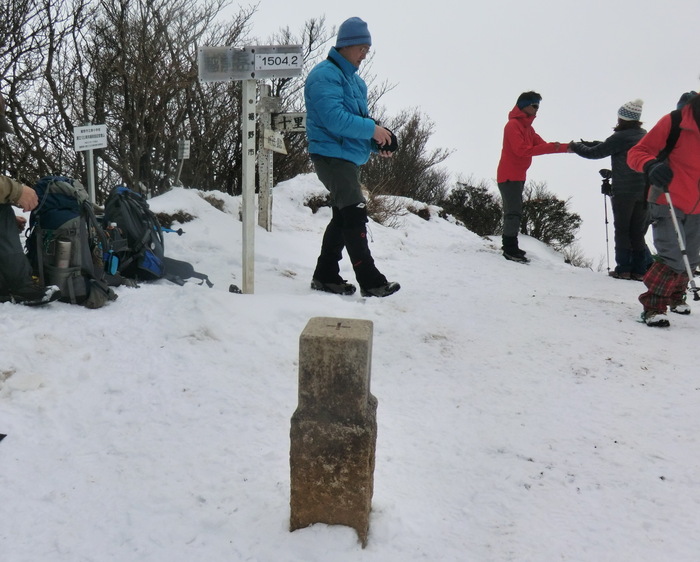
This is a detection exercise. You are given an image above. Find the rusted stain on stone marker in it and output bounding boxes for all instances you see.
[290,317,377,547]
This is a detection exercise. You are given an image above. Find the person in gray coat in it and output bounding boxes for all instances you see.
[570,99,648,279]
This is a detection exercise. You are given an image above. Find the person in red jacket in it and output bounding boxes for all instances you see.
[497,91,570,262]
[627,92,700,327]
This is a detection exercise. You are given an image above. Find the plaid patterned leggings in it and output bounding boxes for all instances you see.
[639,261,689,313]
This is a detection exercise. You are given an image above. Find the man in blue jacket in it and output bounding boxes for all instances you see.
[305,17,400,297]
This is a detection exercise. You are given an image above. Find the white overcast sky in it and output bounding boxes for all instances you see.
[224,0,700,261]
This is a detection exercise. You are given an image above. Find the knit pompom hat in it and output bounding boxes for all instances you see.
[335,17,371,48]
[618,99,643,121]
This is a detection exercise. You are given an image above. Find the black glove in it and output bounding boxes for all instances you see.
[377,129,399,153]
[644,160,674,190]
[568,141,583,155]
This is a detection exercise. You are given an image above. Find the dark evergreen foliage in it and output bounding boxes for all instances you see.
[521,181,582,249]
[439,180,502,236]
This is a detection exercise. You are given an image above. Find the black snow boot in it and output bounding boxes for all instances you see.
[341,203,399,296]
[361,281,401,298]
[311,278,356,295]
[502,236,528,263]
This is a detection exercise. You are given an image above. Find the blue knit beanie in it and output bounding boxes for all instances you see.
[516,92,542,109]
[336,17,372,48]
[677,91,698,109]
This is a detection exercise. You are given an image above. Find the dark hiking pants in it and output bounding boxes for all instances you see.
[498,180,524,238]
[0,204,33,291]
[611,196,648,274]
[310,155,386,290]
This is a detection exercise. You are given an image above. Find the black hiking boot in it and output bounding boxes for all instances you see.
[502,236,529,263]
[361,281,401,298]
[503,250,529,263]
[311,278,357,296]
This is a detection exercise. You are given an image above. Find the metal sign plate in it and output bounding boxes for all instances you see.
[198,45,302,81]
[74,124,107,151]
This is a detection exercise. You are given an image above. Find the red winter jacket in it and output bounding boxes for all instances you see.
[497,106,568,183]
[627,103,700,215]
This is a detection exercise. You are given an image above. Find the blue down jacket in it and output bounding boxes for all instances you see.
[304,47,376,166]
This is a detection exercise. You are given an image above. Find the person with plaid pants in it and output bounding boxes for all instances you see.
[628,93,700,327]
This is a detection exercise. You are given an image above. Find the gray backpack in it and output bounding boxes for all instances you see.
[26,176,117,308]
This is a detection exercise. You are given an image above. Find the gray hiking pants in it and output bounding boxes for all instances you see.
[310,155,366,210]
[649,202,700,274]
[498,180,524,238]
[0,204,33,290]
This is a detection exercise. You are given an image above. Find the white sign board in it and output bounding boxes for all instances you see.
[74,124,107,151]
[178,139,191,159]
[197,47,252,82]
[198,45,303,82]
[272,112,307,132]
[263,129,287,154]
[254,52,301,73]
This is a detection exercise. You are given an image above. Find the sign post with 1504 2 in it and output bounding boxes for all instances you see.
[251,45,302,78]
[254,52,302,73]
[196,43,303,294]
[198,44,302,81]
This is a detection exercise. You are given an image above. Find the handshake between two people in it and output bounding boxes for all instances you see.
[567,138,674,191]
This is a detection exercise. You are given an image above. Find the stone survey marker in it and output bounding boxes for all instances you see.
[290,317,378,547]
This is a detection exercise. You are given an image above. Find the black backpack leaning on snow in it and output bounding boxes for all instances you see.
[26,176,117,308]
[102,185,165,281]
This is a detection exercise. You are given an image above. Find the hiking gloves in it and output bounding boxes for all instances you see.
[645,159,674,190]
[376,129,399,153]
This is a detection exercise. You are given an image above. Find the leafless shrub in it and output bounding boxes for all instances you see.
[156,211,195,228]
[362,109,452,204]
[200,193,225,211]
[366,192,408,228]
[304,193,331,214]
[407,204,431,221]
[561,243,593,269]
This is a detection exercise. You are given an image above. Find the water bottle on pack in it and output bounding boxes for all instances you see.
[55,240,71,269]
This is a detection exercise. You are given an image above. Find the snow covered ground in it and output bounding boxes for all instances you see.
[2,174,699,561]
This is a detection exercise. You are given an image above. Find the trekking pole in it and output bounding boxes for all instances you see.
[160,226,185,236]
[603,194,611,272]
[663,188,700,301]
[599,169,612,273]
